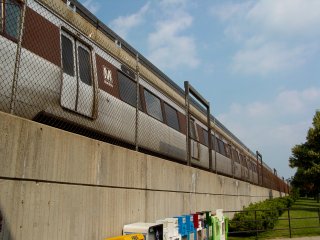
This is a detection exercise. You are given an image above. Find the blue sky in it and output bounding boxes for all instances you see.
[80,0,320,180]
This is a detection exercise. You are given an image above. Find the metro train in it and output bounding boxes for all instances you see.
[0,0,288,193]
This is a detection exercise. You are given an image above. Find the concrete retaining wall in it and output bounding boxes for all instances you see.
[0,112,283,240]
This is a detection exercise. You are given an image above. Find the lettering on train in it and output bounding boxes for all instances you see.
[103,66,113,87]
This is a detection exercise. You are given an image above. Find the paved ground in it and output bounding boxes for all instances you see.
[272,237,320,240]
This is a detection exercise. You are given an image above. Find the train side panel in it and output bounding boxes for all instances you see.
[191,142,209,169]
[216,153,232,176]
[138,111,187,161]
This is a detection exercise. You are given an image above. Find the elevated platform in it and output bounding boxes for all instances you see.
[0,111,283,240]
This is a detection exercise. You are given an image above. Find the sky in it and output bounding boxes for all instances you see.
[80,0,320,180]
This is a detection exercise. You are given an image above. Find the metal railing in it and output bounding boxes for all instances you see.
[225,207,320,239]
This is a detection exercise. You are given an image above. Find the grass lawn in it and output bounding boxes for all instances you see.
[228,198,320,239]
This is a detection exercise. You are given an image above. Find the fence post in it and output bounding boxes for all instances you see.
[318,208,320,225]
[135,54,140,152]
[288,208,292,238]
[207,102,212,171]
[213,117,217,174]
[10,2,26,114]
[184,81,191,166]
[255,210,258,240]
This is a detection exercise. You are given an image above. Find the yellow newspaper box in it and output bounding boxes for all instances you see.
[105,234,145,240]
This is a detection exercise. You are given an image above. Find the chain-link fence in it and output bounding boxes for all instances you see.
[1,0,141,149]
[0,0,288,193]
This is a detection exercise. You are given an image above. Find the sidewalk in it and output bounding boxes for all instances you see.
[272,237,320,240]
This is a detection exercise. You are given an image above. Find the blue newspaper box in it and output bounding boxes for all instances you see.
[184,215,196,240]
[175,216,187,238]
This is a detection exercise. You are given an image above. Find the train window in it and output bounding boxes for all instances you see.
[190,119,197,139]
[202,129,209,147]
[219,140,227,156]
[240,154,244,165]
[144,90,163,122]
[242,156,248,167]
[232,149,240,163]
[61,35,74,76]
[215,137,219,152]
[225,144,232,158]
[164,103,180,131]
[1,0,21,39]
[236,151,240,163]
[211,135,219,152]
[118,71,137,107]
[217,139,226,156]
[78,46,92,85]
[5,0,21,38]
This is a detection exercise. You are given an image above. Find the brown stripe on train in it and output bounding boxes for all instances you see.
[95,53,120,98]
[139,85,147,113]
[22,7,61,67]
[177,112,187,135]
[197,124,205,145]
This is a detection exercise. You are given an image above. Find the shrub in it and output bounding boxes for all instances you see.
[290,187,300,200]
[229,196,294,236]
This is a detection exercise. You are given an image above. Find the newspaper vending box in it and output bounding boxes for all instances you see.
[123,223,163,240]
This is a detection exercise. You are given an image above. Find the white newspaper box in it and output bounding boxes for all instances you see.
[156,218,181,240]
[123,223,163,240]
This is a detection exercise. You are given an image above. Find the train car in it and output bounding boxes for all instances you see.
[0,0,288,193]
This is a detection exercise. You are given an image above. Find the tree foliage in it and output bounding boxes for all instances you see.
[289,111,320,198]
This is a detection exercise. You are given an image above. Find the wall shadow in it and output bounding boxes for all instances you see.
[0,206,12,240]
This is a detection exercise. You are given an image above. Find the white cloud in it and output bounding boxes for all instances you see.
[160,0,188,8]
[147,2,199,69]
[106,0,199,70]
[148,12,192,47]
[302,88,320,101]
[81,0,100,14]
[211,2,253,22]
[232,43,310,75]
[276,88,320,114]
[247,102,271,118]
[211,0,320,75]
[110,3,150,39]
[247,0,320,37]
[270,122,310,145]
[217,87,320,178]
[276,91,304,114]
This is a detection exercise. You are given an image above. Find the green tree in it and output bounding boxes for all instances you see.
[289,111,320,201]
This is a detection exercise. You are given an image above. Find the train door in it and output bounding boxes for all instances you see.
[190,118,200,160]
[60,31,95,118]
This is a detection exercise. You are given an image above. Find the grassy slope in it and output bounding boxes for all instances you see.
[229,198,320,239]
